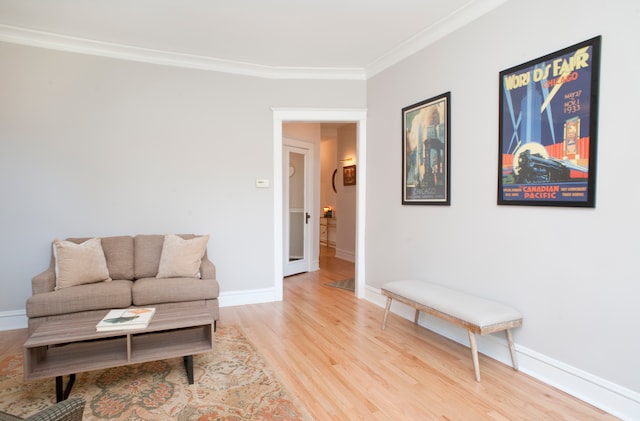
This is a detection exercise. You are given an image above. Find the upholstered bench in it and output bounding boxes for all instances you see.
[381,280,522,381]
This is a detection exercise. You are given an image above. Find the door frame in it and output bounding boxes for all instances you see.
[272,108,367,300]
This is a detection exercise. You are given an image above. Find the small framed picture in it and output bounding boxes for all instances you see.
[402,92,451,205]
[343,165,356,186]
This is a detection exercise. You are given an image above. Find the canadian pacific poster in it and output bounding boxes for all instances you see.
[498,36,601,207]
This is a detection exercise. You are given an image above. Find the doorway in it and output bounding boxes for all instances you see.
[272,108,367,301]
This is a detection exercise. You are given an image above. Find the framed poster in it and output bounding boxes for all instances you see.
[402,92,451,205]
[343,165,356,186]
[498,36,601,207]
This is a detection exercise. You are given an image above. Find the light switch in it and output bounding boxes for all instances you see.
[256,179,270,188]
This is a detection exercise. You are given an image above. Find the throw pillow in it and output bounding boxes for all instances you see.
[53,237,112,290]
[156,234,210,278]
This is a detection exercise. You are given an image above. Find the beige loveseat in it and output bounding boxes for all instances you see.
[26,234,219,334]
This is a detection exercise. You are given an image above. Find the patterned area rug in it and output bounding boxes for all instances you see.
[325,279,355,291]
[0,325,311,420]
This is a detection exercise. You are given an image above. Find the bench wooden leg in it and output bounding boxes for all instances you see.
[414,309,420,325]
[382,297,392,330]
[505,329,519,371]
[468,331,481,382]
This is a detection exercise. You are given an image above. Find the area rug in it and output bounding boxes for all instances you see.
[325,278,354,291]
[0,325,311,420]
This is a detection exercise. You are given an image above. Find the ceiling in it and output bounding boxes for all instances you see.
[0,0,506,79]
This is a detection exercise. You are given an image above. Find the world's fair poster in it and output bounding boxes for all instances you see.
[498,36,601,207]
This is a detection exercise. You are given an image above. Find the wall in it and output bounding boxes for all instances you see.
[335,124,357,261]
[0,42,365,327]
[365,0,639,417]
[320,126,337,215]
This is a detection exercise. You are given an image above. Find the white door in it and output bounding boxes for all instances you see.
[283,141,312,276]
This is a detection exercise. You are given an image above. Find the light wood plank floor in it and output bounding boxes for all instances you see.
[1,246,617,420]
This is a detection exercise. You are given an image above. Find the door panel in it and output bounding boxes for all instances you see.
[283,145,311,276]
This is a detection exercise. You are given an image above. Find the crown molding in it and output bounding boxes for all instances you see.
[0,24,366,81]
[365,0,508,78]
[0,0,506,81]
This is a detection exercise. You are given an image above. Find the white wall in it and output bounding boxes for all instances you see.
[320,126,337,215]
[365,0,639,417]
[0,42,365,320]
[336,124,357,261]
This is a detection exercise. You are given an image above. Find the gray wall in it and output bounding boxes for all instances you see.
[366,0,639,402]
[0,41,365,315]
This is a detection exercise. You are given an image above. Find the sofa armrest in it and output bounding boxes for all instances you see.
[32,261,56,295]
[200,257,216,280]
[24,397,85,421]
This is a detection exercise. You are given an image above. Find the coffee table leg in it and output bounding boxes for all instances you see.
[55,374,76,402]
[183,355,194,384]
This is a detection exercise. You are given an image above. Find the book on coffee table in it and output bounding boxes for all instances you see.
[96,308,156,332]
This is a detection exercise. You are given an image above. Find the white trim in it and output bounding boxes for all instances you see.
[273,108,367,299]
[364,287,640,421]
[335,247,356,263]
[365,0,508,78]
[0,24,364,80]
[0,292,282,328]
[273,120,285,301]
[0,0,505,81]
[0,309,28,331]
[219,288,279,308]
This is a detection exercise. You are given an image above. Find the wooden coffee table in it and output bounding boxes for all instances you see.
[23,307,214,402]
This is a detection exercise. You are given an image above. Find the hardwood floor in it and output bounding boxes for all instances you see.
[223,246,616,420]
[1,246,616,420]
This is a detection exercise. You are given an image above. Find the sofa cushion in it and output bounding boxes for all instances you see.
[157,234,210,278]
[101,236,135,280]
[66,236,135,281]
[26,280,133,318]
[53,238,112,290]
[132,277,219,306]
[134,234,203,279]
[134,235,165,279]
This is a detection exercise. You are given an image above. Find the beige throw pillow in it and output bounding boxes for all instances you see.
[53,237,112,290]
[156,234,210,278]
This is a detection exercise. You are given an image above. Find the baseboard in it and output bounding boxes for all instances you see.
[0,289,282,331]
[364,286,640,421]
[0,310,28,331]
[335,248,355,262]
[310,258,320,272]
[218,287,280,307]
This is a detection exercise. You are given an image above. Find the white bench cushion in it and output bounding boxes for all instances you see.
[382,280,521,328]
